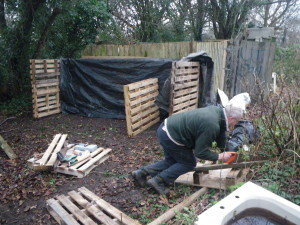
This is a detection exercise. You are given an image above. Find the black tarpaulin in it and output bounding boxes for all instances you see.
[60,58,175,119]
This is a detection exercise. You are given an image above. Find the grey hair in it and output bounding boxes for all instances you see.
[224,105,244,119]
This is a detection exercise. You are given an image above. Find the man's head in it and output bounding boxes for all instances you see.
[224,105,244,130]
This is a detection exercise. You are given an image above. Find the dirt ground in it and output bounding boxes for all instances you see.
[0,113,204,225]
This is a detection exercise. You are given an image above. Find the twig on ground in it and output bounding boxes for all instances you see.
[0,117,16,127]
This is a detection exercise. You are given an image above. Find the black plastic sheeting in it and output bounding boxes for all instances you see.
[60,58,175,119]
[226,120,261,152]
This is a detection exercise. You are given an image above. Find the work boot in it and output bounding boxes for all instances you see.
[147,176,170,196]
[131,169,148,187]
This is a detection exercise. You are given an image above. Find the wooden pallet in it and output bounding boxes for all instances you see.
[30,59,61,118]
[175,163,250,190]
[28,134,68,171]
[124,78,160,137]
[47,186,141,225]
[55,147,111,178]
[169,62,200,115]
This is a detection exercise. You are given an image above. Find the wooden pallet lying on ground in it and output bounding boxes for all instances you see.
[175,163,250,190]
[55,147,111,178]
[30,59,61,118]
[124,78,160,137]
[47,186,141,225]
[27,134,68,171]
[169,61,200,115]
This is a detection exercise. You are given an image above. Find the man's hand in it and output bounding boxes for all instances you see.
[218,152,232,162]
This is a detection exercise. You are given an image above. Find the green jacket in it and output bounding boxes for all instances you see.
[166,105,227,161]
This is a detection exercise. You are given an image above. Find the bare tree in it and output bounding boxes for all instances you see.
[209,0,257,39]
[255,0,299,28]
[108,0,170,42]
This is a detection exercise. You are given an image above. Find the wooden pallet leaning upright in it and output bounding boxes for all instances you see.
[124,78,160,137]
[169,62,200,115]
[30,59,61,118]
[47,186,141,225]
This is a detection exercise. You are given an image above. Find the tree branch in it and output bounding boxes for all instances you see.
[33,7,61,58]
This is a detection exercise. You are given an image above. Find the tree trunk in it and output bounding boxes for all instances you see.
[33,7,61,58]
[0,0,6,31]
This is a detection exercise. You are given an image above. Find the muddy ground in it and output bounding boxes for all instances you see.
[0,113,206,225]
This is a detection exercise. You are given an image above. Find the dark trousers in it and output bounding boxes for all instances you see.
[142,122,196,184]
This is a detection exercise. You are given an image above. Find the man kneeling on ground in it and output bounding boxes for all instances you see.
[132,104,243,195]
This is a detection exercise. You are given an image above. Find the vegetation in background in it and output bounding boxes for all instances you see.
[0,0,109,103]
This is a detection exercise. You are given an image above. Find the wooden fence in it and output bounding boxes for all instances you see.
[30,59,61,118]
[169,62,200,115]
[82,41,228,90]
[123,78,160,136]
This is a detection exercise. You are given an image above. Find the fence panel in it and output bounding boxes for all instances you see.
[82,41,227,90]
[30,59,61,118]
[169,62,200,115]
[123,78,160,137]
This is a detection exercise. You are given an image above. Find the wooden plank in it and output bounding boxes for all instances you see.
[148,187,208,225]
[39,134,62,165]
[130,99,156,114]
[124,85,133,136]
[30,59,60,64]
[0,135,17,159]
[173,106,198,115]
[37,99,58,108]
[36,108,60,118]
[86,203,119,225]
[131,105,159,123]
[36,82,59,88]
[128,85,158,99]
[56,195,97,225]
[31,73,60,78]
[173,92,198,105]
[174,61,199,67]
[68,190,89,208]
[46,134,67,166]
[193,160,267,172]
[131,117,160,136]
[129,90,158,107]
[79,187,141,225]
[131,111,159,130]
[36,87,59,96]
[36,95,57,103]
[172,99,198,112]
[33,68,59,74]
[47,199,80,225]
[173,87,198,98]
[37,104,60,112]
[174,74,199,82]
[78,148,111,171]
[175,68,199,76]
[173,81,198,91]
[126,78,158,91]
